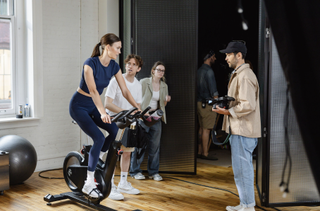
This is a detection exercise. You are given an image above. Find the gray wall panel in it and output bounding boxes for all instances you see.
[268,38,320,203]
[134,0,198,173]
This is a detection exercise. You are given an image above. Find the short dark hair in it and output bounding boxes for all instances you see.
[203,50,215,61]
[124,54,143,68]
[233,52,246,60]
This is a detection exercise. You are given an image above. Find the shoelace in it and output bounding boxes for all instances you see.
[88,188,101,198]
[111,185,118,192]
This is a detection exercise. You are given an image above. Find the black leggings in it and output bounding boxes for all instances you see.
[69,92,118,171]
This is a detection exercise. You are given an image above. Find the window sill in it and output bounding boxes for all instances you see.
[0,117,40,130]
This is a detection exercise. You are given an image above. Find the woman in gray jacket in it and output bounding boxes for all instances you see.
[130,61,171,181]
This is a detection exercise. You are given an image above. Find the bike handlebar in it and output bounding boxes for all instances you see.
[111,107,137,123]
[111,106,162,129]
[71,106,162,129]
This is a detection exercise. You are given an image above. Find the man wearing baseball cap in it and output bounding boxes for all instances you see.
[213,41,261,211]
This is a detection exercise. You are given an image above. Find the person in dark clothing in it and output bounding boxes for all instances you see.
[196,50,219,160]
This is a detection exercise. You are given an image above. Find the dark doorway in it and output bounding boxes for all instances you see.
[120,0,198,174]
[198,0,260,146]
[198,0,259,96]
[119,0,260,174]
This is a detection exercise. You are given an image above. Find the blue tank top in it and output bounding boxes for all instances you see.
[79,57,120,95]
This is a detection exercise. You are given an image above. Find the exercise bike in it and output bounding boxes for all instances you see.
[44,106,160,210]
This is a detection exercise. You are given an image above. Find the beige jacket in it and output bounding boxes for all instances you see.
[140,77,168,124]
[222,63,261,138]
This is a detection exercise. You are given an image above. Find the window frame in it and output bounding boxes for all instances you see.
[0,0,43,129]
[0,0,16,117]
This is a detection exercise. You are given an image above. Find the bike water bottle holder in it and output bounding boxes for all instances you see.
[141,109,163,127]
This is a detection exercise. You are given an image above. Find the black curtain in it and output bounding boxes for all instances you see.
[263,0,320,193]
[132,0,198,174]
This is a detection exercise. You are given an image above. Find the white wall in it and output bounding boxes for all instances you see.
[99,0,119,39]
[0,0,119,172]
[79,0,100,148]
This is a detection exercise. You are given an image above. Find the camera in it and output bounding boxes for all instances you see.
[207,95,235,109]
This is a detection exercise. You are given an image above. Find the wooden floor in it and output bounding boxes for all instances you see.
[0,162,318,211]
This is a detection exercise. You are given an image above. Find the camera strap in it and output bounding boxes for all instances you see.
[211,115,231,146]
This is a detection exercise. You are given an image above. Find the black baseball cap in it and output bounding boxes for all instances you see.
[203,50,215,61]
[219,41,247,55]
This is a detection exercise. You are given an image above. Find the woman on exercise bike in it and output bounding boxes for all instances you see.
[69,33,140,199]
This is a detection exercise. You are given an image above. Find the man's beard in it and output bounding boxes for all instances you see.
[229,63,236,69]
[229,58,238,69]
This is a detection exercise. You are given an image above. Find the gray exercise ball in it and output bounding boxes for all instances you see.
[0,135,37,185]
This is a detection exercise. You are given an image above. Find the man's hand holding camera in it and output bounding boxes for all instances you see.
[209,95,235,116]
[212,105,231,116]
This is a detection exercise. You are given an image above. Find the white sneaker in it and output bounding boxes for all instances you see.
[238,207,255,211]
[118,181,140,195]
[82,180,103,198]
[133,172,145,180]
[108,184,124,200]
[226,204,242,211]
[149,173,163,181]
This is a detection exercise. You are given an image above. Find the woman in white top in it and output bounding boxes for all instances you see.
[130,61,171,181]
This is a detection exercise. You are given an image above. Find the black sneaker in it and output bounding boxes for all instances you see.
[201,154,218,160]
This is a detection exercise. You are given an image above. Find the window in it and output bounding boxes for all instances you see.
[0,0,14,116]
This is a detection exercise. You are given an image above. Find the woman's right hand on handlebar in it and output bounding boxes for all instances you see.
[101,113,111,124]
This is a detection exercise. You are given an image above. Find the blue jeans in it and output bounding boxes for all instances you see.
[130,120,162,176]
[229,135,258,208]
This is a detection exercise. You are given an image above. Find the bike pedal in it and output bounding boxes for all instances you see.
[82,193,102,205]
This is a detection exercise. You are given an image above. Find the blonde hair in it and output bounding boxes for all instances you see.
[151,61,166,82]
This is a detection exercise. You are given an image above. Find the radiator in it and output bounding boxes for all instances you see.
[0,151,9,194]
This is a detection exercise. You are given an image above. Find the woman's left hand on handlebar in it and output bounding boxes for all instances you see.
[101,113,111,124]
[131,109,141,115]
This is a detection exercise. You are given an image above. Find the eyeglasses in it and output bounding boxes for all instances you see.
[155,69,165,73]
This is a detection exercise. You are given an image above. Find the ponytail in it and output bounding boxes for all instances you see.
[91,34,121,58]
[91,43,101,58]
